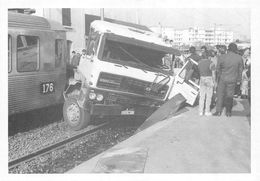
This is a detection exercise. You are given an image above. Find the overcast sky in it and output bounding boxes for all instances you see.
[103,8,250,40]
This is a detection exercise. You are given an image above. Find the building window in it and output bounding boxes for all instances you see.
[8,35,11,73]
[62,8,71,26]
[55,39,64,67]
[17,35,39,72]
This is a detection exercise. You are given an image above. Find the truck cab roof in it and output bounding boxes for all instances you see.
[91,20,177,51]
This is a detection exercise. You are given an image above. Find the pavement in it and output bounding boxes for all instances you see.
[67,98,250,173]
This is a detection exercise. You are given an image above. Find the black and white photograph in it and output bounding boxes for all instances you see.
[1,0,260,180]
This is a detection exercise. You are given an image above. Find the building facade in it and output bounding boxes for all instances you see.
[151,26,234,46]
[34,8,98,53]
[33,8,139,54]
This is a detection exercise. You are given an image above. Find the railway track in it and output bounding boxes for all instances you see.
[8,122,110,170]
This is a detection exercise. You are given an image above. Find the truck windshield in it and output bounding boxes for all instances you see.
[101,39,173,73]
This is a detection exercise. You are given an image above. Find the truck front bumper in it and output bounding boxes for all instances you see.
[89,104,157,117]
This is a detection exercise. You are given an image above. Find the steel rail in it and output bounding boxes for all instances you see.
[8,122,110,169]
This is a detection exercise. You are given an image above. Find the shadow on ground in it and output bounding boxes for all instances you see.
[232,99,250,125]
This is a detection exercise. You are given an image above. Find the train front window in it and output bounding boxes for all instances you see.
[55,39,64,67]
[17,35,39,72]
[8,35,11,73]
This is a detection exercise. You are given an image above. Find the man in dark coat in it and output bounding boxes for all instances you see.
[71,52,81,68]
[213,43,243,117]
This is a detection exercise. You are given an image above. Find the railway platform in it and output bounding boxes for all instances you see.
[67,98,250,173]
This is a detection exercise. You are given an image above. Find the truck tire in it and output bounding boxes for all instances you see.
[63,97,90,131]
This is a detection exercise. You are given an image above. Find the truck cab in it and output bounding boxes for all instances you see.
[63,20,182,130]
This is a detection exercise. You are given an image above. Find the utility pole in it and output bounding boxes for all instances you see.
[159,22,162,38]
[214,23,216,45]
[135,9,139,24]
[100,8,104,21]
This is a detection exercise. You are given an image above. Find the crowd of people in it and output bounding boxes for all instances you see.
[184,43,251,117]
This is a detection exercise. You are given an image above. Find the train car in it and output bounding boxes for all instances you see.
[8,12,69,115]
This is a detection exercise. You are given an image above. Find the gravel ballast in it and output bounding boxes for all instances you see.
[9,117,144,173]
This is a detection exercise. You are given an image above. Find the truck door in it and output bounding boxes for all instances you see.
[168,58,200,106]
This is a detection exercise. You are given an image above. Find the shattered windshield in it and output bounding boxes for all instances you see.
[101,39,173,72]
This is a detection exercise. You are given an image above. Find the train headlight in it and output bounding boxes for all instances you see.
[96,94,104,101]
[89,92,96,100]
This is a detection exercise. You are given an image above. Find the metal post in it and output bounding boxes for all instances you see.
[100,8,104,21]
[135,9,139,24]
[159,22,162,37]
[214,23,216,46]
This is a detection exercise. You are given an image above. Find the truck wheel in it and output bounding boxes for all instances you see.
[63,98,90,131]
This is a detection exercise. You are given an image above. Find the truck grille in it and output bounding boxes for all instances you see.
[97,72,168,99]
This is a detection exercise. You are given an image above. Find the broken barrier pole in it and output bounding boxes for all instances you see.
[135,93,186,133]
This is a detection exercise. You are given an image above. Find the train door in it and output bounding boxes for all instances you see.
[52,37,67,100]
[169,58,200,106]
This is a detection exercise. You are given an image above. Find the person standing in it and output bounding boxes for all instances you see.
[70,51,76,63]
[67,51,77,79]
[71,51,81,68]
[213,43,243,117]
[242,48,251,67]
[246,63,251,105]
[219,45,227,55]
[241,48,251,99]
[79,49,87,65]
[214,45,226,90]
[241,67,249,99]
[198,50,216,116]
[185,46,202,83]
[200,45,208,59]
[207,50,218,110]
[188,46,202,62]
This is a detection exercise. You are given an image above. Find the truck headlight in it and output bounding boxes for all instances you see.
[89,92,96,100]
[96,94,104,101]
[145,87,151,92]
[160,90,166,94]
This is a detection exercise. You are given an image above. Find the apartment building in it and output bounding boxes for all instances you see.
[151,26,234,46]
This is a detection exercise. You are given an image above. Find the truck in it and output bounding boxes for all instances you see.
[63,20,200,130]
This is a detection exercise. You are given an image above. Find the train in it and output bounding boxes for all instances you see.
[8,12,70,116]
